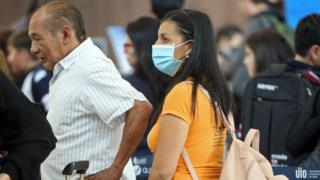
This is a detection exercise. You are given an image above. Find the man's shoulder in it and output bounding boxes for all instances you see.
[80,52,114,70]
[77,55,120,82]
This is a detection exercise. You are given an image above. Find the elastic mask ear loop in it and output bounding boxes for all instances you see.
[175,39,194,48]
[176,39,193,60]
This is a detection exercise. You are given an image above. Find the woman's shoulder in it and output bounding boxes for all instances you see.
[163,82,193,102]
[168,81,212,98]
[172,81,193,91]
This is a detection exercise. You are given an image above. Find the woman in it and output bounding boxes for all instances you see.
[0,50,12,80]
[243,29,294,77]
[7,30,52,113]
[124,17,168,109]
[241,30,295,163]
[124,17,169,179]
[147,9,232,179]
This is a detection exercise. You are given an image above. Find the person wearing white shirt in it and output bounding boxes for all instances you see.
[28,1,152,180]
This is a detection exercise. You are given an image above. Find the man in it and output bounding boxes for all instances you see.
[7,30,51,113]
[216,26,244,80]
[287,13,320,77]
[0,51,56,180]
[286,13,320,166]
[28,1,152,180]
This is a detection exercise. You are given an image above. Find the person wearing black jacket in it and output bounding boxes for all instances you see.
[286,89,320,165]
[0,69,56,180]
[286,14,320,166]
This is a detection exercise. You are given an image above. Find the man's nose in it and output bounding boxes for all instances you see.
[30,41,39,54]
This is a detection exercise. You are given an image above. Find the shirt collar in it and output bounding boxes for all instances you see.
[287,60,320,76]
[55,37,94,71]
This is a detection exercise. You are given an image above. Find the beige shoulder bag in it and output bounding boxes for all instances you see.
[181,82,288,180]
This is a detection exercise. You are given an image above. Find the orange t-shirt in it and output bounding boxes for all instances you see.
[147,82,226,180]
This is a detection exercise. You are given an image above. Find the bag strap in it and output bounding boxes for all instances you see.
[178,81,200,180]
[181,81,236,139]
[181,148,199,180]
[215,103,236,139]
[244,129,260,151]
[179,81,236,180]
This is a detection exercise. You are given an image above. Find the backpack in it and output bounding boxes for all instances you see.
[181,84,287,180]
[219,128,288,180]
[241,64,319,166]
[286,88,320,166]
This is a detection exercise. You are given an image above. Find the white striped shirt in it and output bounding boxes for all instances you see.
[41,38,146,180]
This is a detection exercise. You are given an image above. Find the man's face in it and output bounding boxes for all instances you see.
[29,13,64,70]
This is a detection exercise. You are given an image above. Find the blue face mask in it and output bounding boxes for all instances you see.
[152,40,192,76]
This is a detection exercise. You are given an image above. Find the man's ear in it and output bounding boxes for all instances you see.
[314,45,320,59]
[60,25,73,45]
[309,44,320,64]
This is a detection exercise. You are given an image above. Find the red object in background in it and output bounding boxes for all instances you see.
[303,71,320,85]
[123,42,133,54]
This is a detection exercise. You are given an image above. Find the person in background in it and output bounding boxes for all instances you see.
[238,0,293,45]
[286,13,320,167]
[11,0,50,32]
[0,50,12,80]
[232,29,294,133]
[0,29,25,87]
[215,26,244,132]
[124,17,168,108]
[243,29,294,78]
[124,16,169,179]
[0,29,13,58]
[286,14,320,77]
[216,25,244,82]
[150,0,184,20]
[233,0,294,96]
[29,1,152,179]
[148,9,232,180]
[0,30,14,80]
[229,0,294,132]
[0,49,56,180]
[7,30,51,113]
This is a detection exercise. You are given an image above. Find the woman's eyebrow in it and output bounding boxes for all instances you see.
[159,33,170,38]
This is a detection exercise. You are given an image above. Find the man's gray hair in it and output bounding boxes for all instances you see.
[38,0,86,42]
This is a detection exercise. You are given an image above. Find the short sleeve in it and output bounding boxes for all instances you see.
[83,60,147,127]
[161,83,193,125]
